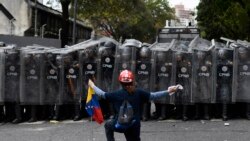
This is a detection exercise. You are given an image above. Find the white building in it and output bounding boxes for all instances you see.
[0,0,30,36]
[0,0,91,44]
[174,4,196,27]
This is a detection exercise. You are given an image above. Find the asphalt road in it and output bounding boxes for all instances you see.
[0,119,250,141]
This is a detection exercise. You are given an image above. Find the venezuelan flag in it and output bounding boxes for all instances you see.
[85,87,104,124]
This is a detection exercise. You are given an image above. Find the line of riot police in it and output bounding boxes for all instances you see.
[1,35,250,124]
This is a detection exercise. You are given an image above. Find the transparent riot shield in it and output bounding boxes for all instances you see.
[20,48,46,105]
[190,37,214,103]
[212,42,234,103]
[135,44,152,120]
[79,45,98,100]
[111,39,141,90]
[150,42,175,104]
[96,40,118,91]
[191,50,213,103]
[0,49,5,104]
[135,44,152,90]
[232,42,250,103]
[172,40,193,105]
[95,39,119,118]
[55,50,80,105]
[4,48,20,103]
[41,51,59,105]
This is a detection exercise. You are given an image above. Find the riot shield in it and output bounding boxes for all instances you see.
[150,42,175,104]
[54,49,80,105]
[135,43,152,120]
[190,37,214,103]
[0,49,5,104]
[95,38,119,118]
[4,48,20,103]
[96,39,119,91]
[41,50,60,105]
[135,43,152,90]
[78,45,98,100]
[111,39,141,90]
[172,40,193,105]
[232,41,250,103]
[19,48,46,105]
[212,41,234,103]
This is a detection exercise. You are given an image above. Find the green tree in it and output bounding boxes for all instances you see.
[76,0,174,42]
[222,2,248,39]
[196,0,250,41]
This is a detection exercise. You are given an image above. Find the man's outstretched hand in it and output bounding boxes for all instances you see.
[168,84,183,95]
[88,79,95,88]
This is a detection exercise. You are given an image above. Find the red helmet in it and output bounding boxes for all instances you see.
[118,70,134,83]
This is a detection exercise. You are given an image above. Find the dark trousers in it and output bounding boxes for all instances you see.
[104,119,141,141]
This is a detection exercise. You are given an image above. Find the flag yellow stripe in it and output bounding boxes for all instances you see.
[86,87,95,103]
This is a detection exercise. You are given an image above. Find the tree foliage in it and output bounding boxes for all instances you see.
[196,0,250,41]
[73,0,174,42]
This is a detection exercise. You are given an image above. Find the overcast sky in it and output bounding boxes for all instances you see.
[168,0,200,10]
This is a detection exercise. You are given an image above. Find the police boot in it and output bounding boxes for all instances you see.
[194,104,200,120]
[182,105,188,121]
[204,104,210,120]
[53,105,60,121]
[0,105,4,123]
[73,104,81,121]
[12,104,22,124]
[222,103,228,121]
[246,103,250,120]
[4,102,16,122]
[152,104,160,120]
[48,105,55,120]
[28,105,37,122]
[142,103,150,121]
[158,104,167,120]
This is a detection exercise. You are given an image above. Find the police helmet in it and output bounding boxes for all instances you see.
[197,51,206,60]
[139,46,150,58]
[121,46,132,60]
[238,47,248,61]
[175,51,183,61]
[217,49,228,60]
[156,51,167,61]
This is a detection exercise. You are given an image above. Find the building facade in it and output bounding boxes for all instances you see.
[174,4,196,27]
[0,0,92,45]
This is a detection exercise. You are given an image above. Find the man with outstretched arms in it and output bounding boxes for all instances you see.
[88,69,181,141]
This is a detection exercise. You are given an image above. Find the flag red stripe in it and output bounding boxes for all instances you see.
[93,107,104,124]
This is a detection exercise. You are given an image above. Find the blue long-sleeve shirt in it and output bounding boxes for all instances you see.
[93,86,169,100]
[92,85,169,122]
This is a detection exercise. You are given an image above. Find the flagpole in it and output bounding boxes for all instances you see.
[90,116,94,141]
